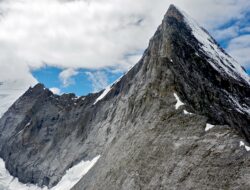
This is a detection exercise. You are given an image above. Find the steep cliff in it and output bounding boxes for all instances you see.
[0,5,249,190]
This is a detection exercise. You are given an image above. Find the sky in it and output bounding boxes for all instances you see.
[0,0,250,97]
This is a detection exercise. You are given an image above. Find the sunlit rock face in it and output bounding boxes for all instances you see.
[0,4,250,190]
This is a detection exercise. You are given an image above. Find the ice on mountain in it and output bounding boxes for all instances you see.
[25,122,31,127]
[183,110,193,115]
[0,155,100,190]
[174,93,184,109]
[94,86,112,105]
[51,155,100,190]
[205,123,215,131]
[240,141,250,151]
[16,122,31,135]
[178,7,250,86]
[94,74,124,105]
[222,90,250,115]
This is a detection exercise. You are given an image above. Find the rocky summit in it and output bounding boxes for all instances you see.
[0,4,250,190]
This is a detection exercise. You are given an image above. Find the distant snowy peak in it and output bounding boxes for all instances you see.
[171,5,250,86]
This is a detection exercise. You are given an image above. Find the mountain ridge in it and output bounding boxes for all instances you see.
[0,4,250,190]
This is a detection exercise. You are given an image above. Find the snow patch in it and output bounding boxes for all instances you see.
[24,122,31,128]
[205,123,215,131]
[16,122,31,135]
[52,155,100,190]
[93,64,136,105]
[180,8,250,85]
[240,141,250,151]
[226,92,250,115]
[0,155,100,190]
[173,93,184,109]
[71,97,79,101]
[183,110,193,115]
[93,74,124,105]
[94,86,111,105]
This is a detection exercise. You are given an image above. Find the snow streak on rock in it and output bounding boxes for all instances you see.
[173,93,184,109]
[183,110,193,115]
[240,141,250,151]
[179,7,250,85]
[226,92,250,116]
[205,123,215,131]
[94,86,112,105]
[52,155,100,190]
[94,75,125,105]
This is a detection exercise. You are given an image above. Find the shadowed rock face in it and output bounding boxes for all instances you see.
[0,4,250,190]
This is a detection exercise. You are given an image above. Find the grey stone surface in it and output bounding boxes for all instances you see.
[0,4,249,190]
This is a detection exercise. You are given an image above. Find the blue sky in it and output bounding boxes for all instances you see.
[0,0,249,98]
[31,7,250,96]
[32,67,124,96]
[214,18,250,76]
[214,15,250,48]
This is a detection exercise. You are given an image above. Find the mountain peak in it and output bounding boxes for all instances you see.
[0,5,250,190]
[163,5,250,86]
[149,5,250,139]
[165,4,184,21]
[32,83,45,90]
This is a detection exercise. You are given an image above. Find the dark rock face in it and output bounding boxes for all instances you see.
[0,4,250,190]
[161,6,250,141]
[0,83,103,187]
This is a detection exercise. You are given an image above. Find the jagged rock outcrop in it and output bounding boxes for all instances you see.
[0,4,250,190]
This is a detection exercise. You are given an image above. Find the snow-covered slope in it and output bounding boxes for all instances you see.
[178,11,250,116]
[179,7,250,86]
[0,156,100,190]
[94,72,127,105]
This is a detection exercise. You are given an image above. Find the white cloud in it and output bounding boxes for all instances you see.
[213,25,239,41]
[227,35,250,68]
[0,78,36,116]
[86,71,109,92]
[59,68,78,87]
[0,0,249,116]
[49,87,61,95]
[241,27,250,33]
[175,0,250,30]
[0,0,249,77]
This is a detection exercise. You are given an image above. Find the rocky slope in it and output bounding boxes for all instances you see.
[0,4,250,190]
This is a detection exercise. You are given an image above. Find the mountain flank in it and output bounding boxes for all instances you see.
[0,4,250,190]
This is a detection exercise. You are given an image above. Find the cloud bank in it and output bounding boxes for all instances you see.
[0,0,249,76]
[227,35,250,68]
[0,0,249,116]
[59,68,79,87]
[86,71,109,92]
